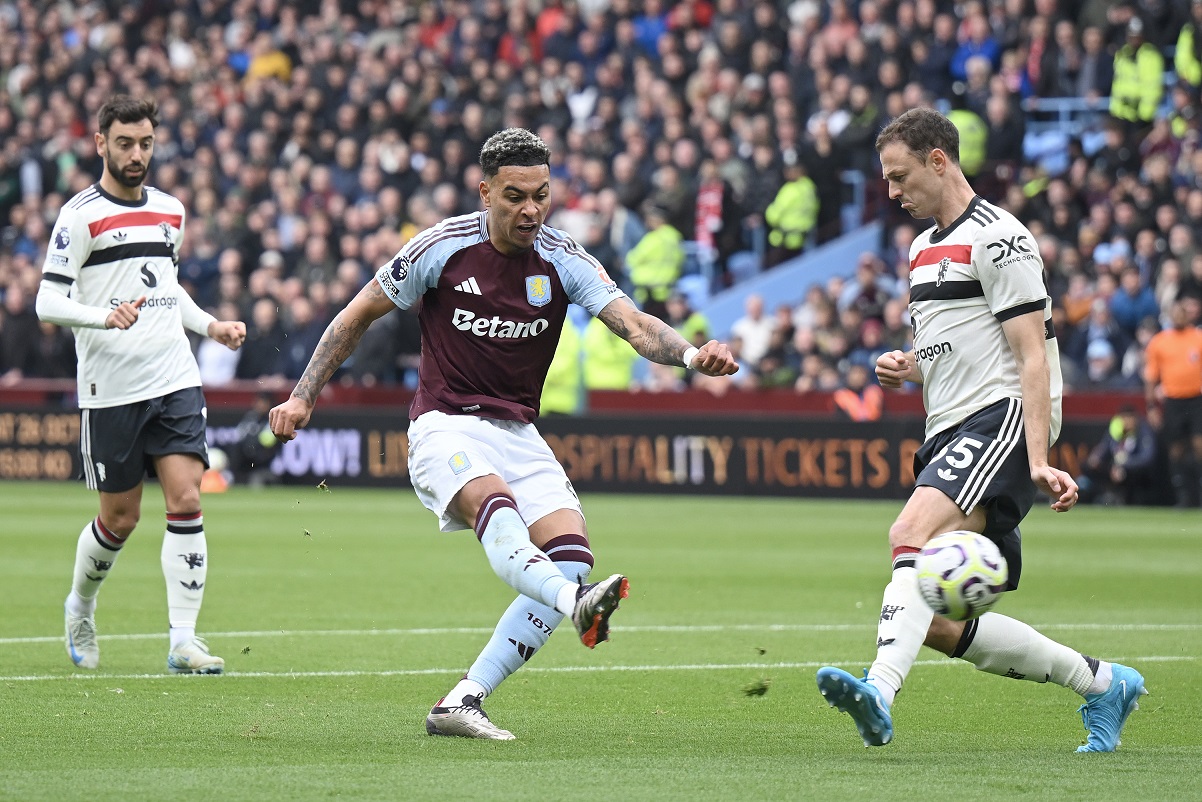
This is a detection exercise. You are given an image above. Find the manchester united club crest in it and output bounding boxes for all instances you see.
[159,221,174,255]
[936,257,950,287]
[526,275,551,307]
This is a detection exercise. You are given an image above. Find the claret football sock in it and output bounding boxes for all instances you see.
[956,612,1096,696]
[866,548,932,708]
[475,494,575,610]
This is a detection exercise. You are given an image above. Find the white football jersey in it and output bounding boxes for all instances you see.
[907,196,1063,441]
[41,184,200,408]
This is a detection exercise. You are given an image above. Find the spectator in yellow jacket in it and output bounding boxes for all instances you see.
[765,159,819,268]
[625,204,684,320]
[582,316,638,390]
[540,316,583,415]
[1176,1,1202,95]
[1110,18,1164,135]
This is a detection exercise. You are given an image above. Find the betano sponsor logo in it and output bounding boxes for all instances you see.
[914,341,953,361]
[452,308,549,339]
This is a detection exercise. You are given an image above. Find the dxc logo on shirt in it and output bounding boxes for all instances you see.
[452,308,549,339]
[986,234,1033,266]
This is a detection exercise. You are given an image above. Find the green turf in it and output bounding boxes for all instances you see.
[0,480,1198,801]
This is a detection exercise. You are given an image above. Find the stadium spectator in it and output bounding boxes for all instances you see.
[1080,338,1135,391]
[951,9,1001,83]
[764,157,819,268]
[582,314,639,390]
[235,298,286,383]
[34,96,245,676]
[625,203,684,320]
[817,108,1144,754]
[730,293,775,371]
[692,157,743,284]
[1143,299,1202,508]
[1110,18,1164,137]
[540,316,583,415]
[267,128,739,741]
[1176,0,1202,95]
[1110,266,1160,336]
[832,363,883,421]
[1076,405,1161,506]
[838,253,892,322]
[0,283,40,381]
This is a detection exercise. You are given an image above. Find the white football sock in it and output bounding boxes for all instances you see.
[444,678,489,704]
[1086,660,1113,695]
[162,512,207,636]
[867,565,933,708]
[69,518,126,614]
[958,612,1096,696]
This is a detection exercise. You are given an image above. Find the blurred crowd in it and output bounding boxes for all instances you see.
[0,0,1200,410]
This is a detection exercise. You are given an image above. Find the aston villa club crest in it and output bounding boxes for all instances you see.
[448,451,472,475]
[526,275,551,307]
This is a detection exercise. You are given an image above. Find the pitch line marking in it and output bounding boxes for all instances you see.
[1,621,1199,646]
[0,655,1193,683]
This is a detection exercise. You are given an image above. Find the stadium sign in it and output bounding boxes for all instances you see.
[2,406,1102,499]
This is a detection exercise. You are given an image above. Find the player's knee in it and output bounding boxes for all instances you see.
[105,509,140,537]
[886,519,923,550]
[167,487,201,514]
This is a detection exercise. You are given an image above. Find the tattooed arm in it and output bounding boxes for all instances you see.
[596,297,739,377]
[269,279,397,441]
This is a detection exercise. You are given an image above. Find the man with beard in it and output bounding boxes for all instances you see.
[36,95,246,675]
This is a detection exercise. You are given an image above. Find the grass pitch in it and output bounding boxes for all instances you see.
[0,480,1198,801]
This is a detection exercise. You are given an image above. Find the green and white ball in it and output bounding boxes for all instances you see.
[916,531,1009,620]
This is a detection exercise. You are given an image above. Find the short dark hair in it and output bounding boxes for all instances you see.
[479,128,551,178]
[875,108,959,164]
[98,95,159,135]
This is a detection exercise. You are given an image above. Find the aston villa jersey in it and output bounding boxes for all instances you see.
[375,212,624,422]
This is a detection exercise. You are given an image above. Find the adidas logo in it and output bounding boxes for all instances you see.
[454,277,483,294]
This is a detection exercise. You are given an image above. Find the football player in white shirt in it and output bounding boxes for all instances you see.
[36,96,245,675]
[816,108,1145,752]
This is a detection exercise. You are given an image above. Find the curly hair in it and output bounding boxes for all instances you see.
[875,108,960,164]
[98,95,159,135]
[478,128,551,178]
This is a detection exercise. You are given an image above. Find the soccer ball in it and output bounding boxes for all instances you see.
[915,531,1008,620]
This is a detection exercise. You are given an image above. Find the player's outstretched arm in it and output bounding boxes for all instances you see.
[875,349,921,388]
[270,279,395,442]
[596,296,739,376]
[177,284,246,348]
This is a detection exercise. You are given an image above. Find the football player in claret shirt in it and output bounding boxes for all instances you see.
[815,108,1146,753]
[270,128,738,739]
[36,95,245,674]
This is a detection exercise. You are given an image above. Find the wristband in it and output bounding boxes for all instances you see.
[682,346,700,369]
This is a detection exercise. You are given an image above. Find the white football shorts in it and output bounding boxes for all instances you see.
[407,409,582,532]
